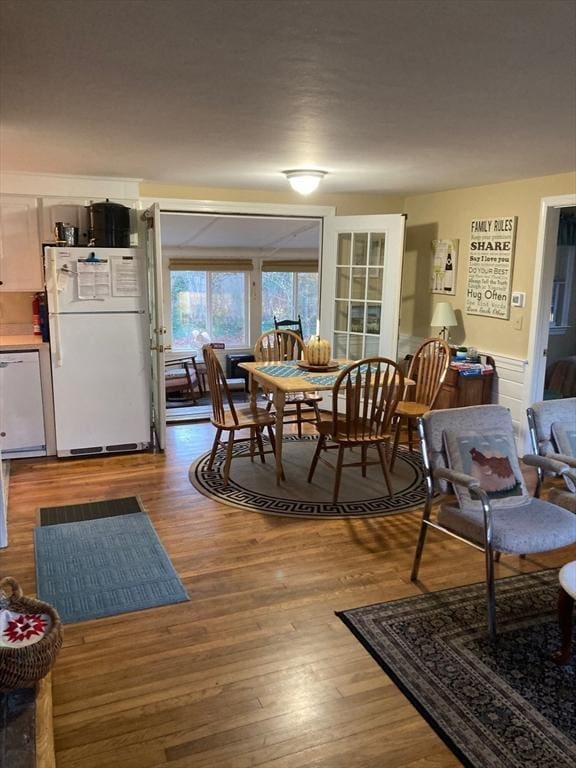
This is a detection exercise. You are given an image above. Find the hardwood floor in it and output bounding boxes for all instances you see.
[2,422,574,768]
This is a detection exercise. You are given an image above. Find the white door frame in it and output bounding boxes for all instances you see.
[138,197,335,219]
[524,193,576,416]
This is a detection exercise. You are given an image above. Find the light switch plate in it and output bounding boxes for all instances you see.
[511,292,525,308]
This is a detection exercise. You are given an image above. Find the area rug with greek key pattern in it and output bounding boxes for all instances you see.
[338,569,575,768]
[188,435,428,518]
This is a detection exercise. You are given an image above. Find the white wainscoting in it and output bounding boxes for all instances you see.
[488,353,528,448]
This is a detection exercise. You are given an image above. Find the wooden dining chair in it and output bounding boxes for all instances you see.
[390,337,450,470]
[165,356,203,402]
[273,314,303,338]
[254,330,322,437]
[307,357,404,503]
[202,345,277,485]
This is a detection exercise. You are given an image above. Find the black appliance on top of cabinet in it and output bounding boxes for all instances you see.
[87,200,131,247]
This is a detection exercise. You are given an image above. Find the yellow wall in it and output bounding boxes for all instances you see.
[139,182,404,216]
[400,171,576,358]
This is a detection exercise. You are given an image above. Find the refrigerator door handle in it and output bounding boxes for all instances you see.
[49,253,63,367]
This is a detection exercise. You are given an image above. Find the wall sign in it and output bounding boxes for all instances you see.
[465,216,517,319]
[430,239,458,294]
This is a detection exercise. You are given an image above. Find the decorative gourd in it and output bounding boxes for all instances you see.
[306,336,331,366]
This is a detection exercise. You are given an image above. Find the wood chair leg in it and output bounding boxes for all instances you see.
[307,434,325,482]
[407,418,414,452]
[296,403,303,438]
[333,444,345,504]
[361,444,368,477]
[376,441,393,496]
[208,427,222,469]
[312,401,321,425]
[249,427,256,462]
[222,431,235,485]
[390,415,402,471]
[255,427,266,463]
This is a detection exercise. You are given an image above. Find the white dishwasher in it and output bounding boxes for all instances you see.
[0,350,46,458]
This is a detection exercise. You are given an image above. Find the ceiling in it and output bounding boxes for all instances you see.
[161,213,321,250]
[1,0,575,196]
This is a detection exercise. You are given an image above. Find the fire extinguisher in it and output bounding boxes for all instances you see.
[32,293,41,335]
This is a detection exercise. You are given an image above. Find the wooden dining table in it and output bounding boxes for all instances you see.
[239,359,413,484]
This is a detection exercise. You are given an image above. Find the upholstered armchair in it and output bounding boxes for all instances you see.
[525,397,576,512]
[411,404,576,639]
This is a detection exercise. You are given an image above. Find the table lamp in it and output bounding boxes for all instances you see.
[431,302,457,340]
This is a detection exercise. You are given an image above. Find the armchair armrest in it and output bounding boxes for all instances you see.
[522,453,571,474]
[563,468,576,493]
[434,466,481,490]
[545,452,576,469]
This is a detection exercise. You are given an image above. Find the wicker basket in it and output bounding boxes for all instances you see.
[0,576,63,691]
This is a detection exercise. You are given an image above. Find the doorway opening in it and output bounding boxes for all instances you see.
[160,212,323,423]
[542,206,576,400]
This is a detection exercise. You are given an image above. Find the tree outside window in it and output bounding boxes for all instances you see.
[261,271,318,339]
[171,271,247,351]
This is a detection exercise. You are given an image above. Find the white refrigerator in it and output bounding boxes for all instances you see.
[45,247,152,457]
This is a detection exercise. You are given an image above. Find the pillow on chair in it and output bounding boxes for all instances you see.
[551,421,576,456]
[443,431,529,509]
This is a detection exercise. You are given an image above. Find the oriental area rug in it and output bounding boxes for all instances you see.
[189,435,428,518]
[338,569,575,768]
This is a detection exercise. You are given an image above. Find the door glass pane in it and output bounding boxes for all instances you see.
[351,268,366,300]
[366,303,381,334]
[334,301,349,332]
[369,233,386,265]
[333,333,348,358]
[337,233,351,265]
[335,267,350,299]
[365,336,380,356]
[367,268,383,301]
[350,303,365,334]
[352,233,368,265]
[348,335,364,360]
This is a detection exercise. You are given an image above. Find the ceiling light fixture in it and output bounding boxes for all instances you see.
[283,169,327,196]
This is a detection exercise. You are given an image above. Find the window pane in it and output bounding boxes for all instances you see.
[296,272,318,339]
[210,272,247,347]
[335,267,350,299]
[333,333,347,358]
[369,233,386,265]
[334,301,348,332]
[337,233,351,265]
[366,303,381,334]
[350,303,365,334]
[367,268,383,301]
[352,233,368,265]
[261,272,295,332]
[351,268,366,300]
[170,271,207,350]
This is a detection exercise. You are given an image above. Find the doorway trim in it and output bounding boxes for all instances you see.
[138,197,336,219]
[524,193,576,419]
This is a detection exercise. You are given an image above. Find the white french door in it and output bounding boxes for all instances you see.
[320,214,406,361]
[145,203,167,450]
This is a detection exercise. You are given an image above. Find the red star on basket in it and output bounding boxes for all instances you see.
[3,613,48,643]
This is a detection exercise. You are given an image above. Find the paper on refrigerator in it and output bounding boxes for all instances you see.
[77,259,111,299]
[111,258,140,297]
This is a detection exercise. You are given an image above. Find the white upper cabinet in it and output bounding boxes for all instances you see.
[39,197,91,245]
[0,195,43,291]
